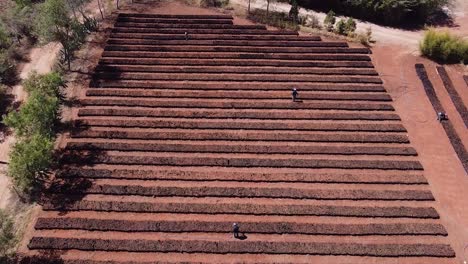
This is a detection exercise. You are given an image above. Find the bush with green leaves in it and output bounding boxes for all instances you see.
[324,10,336,31]
[3,72,63,194]
[344,18,357,36]
[0,210,15,257]
[334,18,346,35]
[8,133,54,193]
[420,29,468,64]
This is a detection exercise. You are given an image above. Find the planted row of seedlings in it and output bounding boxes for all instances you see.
[77,108,400,120]
[59,152,423,170]
[101,51,371,61]
[28,236,455,257]
[109,33,323,41]
[98,58,374,67]
[76,118,406,132]
[40,198,439,218]
[104,45,368,54]
[80,99,396,110]
[35,218,446,235]
[93,81,384,92]
[71,129,409,143]
[65,141,417,156]
[436,66,468,127]
[94,65,378,75]
[50,181,432,200]
[415,64,468,173]
[112,28,298,35]
[85,89,389,100]
[57,167,428,184]
[114,22,267,29]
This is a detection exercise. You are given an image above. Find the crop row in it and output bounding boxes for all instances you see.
[76,118,405,131]
[104,45,368,54]
[436,66,468,127]
[95,65,378,75]
[93,81,384,92]
[415,64,468,173]
[98,58,374,67]
[71,129,409,143]
[110,33,322,41]
[101,51,371,61]
[77,108,400,120]
[35,218,446,235]
[112,28,298,35]
[80,99,395,111]
[28,237,455,257]
[42,199,437,218]
[85,89,389,100]
[107,38,340,47]
[65,141,417,156]
[58,167,428,184]
[118,13,233,19]
[116,17,234,24]
[51,180,431,200]
[60,152,423,170]
[114,22,266,29]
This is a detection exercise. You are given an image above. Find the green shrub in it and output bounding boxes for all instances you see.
[3,91,59,138]
[3,72,63,138]
[0,210,15,256]
[324,10,336,31]
[200,0,229,7]
[420,29,468,64]
[8,133,54,193]
[344,18,357,36]
[334,18,346,35]
[23,72,64,98]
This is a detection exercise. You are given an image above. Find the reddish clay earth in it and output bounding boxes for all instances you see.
[16,2,468,264]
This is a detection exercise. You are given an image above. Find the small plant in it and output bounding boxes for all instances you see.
[324,10,336,32]
[420,29,468,64]
[334,18,346,35]
[344,17,357,36]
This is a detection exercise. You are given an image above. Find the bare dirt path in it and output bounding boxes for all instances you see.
[0,42,61,211]
[230,0,468,50]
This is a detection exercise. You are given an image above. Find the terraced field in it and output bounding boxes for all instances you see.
[26,13,456,263]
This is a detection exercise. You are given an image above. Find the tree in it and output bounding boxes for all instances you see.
[248,0,251,13]
[36,0,87,70]
[324,10,336,32]
[8,133,54,193]
[289,0,299,24]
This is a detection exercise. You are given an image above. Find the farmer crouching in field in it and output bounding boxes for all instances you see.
[292,88,298,102]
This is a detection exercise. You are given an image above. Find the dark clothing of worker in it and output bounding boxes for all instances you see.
[437,112,447,122]
[233,223,239,238]
[292,88,298,102]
